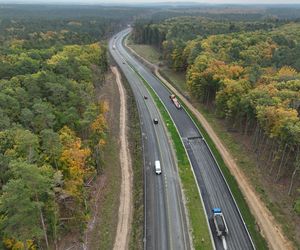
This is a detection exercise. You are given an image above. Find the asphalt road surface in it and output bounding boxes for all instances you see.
[110,28,256,250]
[110,31,190,250]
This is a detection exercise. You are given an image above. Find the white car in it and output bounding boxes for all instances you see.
[155,160,161,174]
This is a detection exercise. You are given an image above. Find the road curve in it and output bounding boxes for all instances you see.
[113,28,255,250]
[110,31,191,250]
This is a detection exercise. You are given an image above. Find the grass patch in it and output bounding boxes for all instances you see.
[130,65,213,250]
[127,40,187,93]
[127,39,161,65]
[95,136,121,249]
[160,68,188,93]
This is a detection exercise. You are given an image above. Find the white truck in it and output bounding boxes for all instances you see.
[212,208,228,250]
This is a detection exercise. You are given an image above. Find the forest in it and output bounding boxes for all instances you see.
[1,3,300,249]
[132,13,300,245]
[0,5,138,249]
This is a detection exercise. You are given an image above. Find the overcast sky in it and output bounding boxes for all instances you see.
[1,0,300,4]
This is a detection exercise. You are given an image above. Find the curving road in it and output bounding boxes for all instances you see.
[110,31,191,250]
[110,28,256,250]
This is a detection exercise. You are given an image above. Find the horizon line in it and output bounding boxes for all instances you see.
[1,1,300,5]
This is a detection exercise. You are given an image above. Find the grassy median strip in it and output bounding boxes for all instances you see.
[129,65,213,249]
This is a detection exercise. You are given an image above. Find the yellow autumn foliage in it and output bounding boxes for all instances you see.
[277,66,298,78]
[3,238,36,250]
[91,102,108,134]
[257,105,299,138]
[59,126,91,197]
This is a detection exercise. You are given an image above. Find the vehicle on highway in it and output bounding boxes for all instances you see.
[212,208,228,236]
[155,160,161,174]
[122,62,125,64]
[212,208,229,250]
[170,94,181,109]
[113,45,116,50]
[153,118,158,124]
[144,95,148,100]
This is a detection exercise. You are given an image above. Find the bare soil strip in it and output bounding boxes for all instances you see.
[125,42,294,250]
[111,66,133,250]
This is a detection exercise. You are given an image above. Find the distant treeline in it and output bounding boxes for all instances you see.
[138,5,300,22]
[0,5,150,48]
[132,16,282,50]
[0,4,148,19]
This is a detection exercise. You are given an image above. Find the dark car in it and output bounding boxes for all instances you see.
[144,95,148,100]
[153,118,158,124]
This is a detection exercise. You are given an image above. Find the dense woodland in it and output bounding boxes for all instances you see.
[133,4,300,22]
[1,3,300,249]
[132,15,300,216]
[0,5,138,249]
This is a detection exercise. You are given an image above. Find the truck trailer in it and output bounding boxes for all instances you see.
[170,94,181,109]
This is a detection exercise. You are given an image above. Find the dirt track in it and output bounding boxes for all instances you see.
[111,66,133,250]
[125,42,294,250]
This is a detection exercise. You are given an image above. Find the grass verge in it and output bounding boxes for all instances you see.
[126,41,187,93]
[121,68,144,250]
[159,68,188,93]
[95,137,121,249]
[127,39,161,65]
[129,64,213,249]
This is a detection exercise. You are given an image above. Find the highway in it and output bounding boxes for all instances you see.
[109,31,191,250]
[110,28,256,250]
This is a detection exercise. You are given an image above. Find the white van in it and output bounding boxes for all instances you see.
[155,160,161,175]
